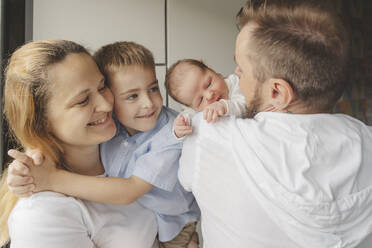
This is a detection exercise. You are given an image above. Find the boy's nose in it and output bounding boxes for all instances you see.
[142,94,154,108]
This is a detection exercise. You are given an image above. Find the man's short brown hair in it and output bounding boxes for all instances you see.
[240,2,350,111]
[93,41,155,85]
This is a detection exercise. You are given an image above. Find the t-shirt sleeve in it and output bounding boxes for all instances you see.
[8,194,94,248]
[133,143,182,192]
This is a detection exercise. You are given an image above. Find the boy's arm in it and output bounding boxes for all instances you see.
[50,170,152,205]
[8,149,153,205]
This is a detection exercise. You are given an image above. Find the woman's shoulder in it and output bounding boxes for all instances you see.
[9,192,94,248]
[10,191,88,224]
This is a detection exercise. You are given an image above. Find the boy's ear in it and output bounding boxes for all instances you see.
[266,78,294,111]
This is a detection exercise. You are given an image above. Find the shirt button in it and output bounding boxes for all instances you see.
[123,141,129,146]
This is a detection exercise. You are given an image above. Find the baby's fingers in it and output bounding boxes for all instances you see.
[212,111,219,123]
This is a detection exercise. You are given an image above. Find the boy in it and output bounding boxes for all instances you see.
[165,59,246,138]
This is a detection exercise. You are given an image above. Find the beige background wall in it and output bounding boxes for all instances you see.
[33,0,246,111]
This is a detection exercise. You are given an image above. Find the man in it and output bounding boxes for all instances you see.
[179,2,372,248]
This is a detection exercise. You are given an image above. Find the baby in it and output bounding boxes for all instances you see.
[165,59,246,138]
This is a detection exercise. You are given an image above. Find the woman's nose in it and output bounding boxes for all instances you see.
[95,91,113,112]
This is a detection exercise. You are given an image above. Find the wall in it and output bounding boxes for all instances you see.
[33,0,246,112]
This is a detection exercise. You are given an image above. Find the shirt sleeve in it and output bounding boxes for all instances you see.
[223,74,247,117]
[133,143,182,192]
[8,194,94,248]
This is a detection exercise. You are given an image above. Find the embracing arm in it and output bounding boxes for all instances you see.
[50,170,152,205]
[7,149,152,205]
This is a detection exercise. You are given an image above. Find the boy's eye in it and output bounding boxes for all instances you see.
[207,81,212,88]
[149,86,159,92]
[77,97,89,105]
[127,94,138,100]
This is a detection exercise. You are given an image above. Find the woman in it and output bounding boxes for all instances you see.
[0,40,158,248]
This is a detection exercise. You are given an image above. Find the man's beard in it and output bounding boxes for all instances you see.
[243,86,262,119]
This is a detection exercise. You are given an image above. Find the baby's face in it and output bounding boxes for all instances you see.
[176,65,229,112]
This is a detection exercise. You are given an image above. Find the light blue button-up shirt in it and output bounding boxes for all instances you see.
[100,106,200,242]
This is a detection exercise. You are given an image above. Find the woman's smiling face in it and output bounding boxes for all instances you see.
[46,53,117,147]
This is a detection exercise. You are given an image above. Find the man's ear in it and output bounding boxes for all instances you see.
[265,78,294,111]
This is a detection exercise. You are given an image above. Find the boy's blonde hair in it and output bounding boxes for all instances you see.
[93,41,155,85]
[165,59,209,105]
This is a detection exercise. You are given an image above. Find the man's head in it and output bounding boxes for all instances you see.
[165,59,229,112]
[94,42,163,135]
[235,3,350,116]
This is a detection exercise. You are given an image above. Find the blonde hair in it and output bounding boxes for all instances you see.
[0,40,89,246]
[93,41,155,86]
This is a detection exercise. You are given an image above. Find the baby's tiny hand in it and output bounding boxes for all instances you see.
[203,101,227,123]
[173,114,192,138]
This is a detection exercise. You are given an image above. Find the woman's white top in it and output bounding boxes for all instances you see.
[8,191,158,248]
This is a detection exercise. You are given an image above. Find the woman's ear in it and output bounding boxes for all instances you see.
[265,78,294,111]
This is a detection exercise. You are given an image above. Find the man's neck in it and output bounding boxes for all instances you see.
[285,100,328,114]
[61,145,104,176]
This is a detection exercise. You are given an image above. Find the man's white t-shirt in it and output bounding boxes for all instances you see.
[179,112,372,248]
[8,191,158,248]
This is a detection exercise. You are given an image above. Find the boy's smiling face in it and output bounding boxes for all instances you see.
[108,65,163,136]
[174,64,229,112]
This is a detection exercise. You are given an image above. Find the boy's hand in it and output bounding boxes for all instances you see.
[6,150,36,197]
[7,149,57,196]
[173,114,192,138]
[203,101,227,123]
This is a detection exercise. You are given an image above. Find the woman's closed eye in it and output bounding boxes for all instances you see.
[77,96,89,106]
[98,84,107,92]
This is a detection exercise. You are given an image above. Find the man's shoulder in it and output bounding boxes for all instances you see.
[190,113,241,142]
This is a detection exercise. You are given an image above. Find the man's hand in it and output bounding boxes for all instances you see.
[7,149,57,197]
[173,114,192,138]
[203,101,227,123]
